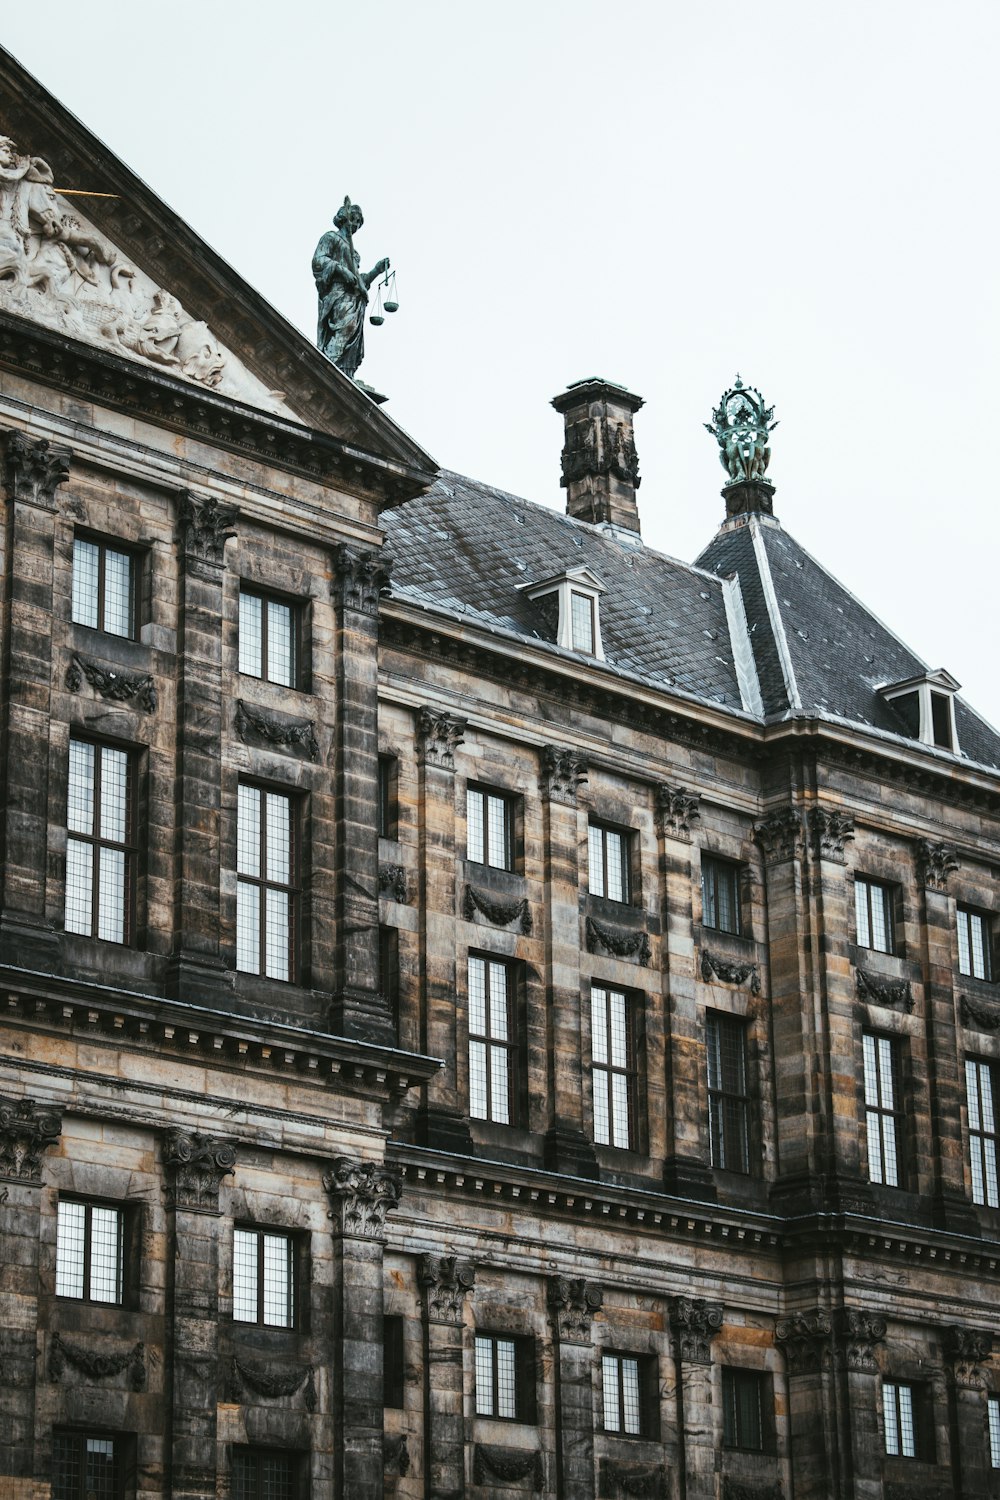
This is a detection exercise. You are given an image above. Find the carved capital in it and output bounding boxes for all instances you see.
[49,1333,146,1390]
[178,490,237,563]
[331,543,393,613]
[775,1309,833,1375]
[810,807,855,862]
[542,745,588,805]
[323,1157,401,1239]
[656,784,701,840]
[418,1253,476,1323]
[66,656,157,713]
[548,1275,603,1342]
[670,1296,723,1364]
[0,1095,62,1183]
[915,838,959,891]
[3,431,71,509]
[944,1324,992,1389]
[753,808,803,864]
[834,1307,886,1371]
[234,699,319,760]
[162,1128,237,1213]
[417,708,466,769]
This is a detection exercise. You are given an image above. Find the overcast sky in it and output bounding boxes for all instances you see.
[5,2,999,733]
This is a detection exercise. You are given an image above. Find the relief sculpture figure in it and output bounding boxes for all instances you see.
[313,196,389,378]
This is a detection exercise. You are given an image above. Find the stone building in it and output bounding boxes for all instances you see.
[1,43,999,1500]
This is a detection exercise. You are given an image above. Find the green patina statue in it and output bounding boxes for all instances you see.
[313,197,389,378]
[705,377,778,484]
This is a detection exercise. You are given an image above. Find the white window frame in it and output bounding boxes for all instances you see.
[233,1226,295,1328]
[523,567,607,659]
[958,906,991,980]
[879,669,961,753]
[882,1380,917,1458]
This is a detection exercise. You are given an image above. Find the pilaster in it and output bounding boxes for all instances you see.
[419,1254,476,1498]
[944,1324,992,1499]
[775,1309,838,1499]
[834,1307,885,1500]
[670,1296,723,1500]
[549,1276,603,1499]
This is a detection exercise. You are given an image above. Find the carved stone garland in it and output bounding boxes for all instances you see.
[66,656,157,713]
[331,542,393,613]
[542,746,588,805]
[655,784,701,840]
[162,1128,237,1213]
[0,1095,62,1183]
[960,995,1000,1032]
[3,430,71,509]
[722,1483,783,1500]
[810,807,855,861]
[670,1296,724,1364]
[230,1353,316,1410]
[379,864,409,903]
[599,1459,666,1498]
[548,1276,603,1342]
[701,949,761,995]
[323,1157,402,1239]
[49,1332,146,1390]
[753,809,803,863]
[915,838,959,891]
[855,968,914,1013]
[416,708,466,769]
[464,884,532,934]
[585,916,650,966]
[234,699,319,761]
[418,1253,477,1323]
[473,1445,543,1490]
[775,1308,833,1375]
[179,491,237,564]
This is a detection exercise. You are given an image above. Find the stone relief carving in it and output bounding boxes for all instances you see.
[331,543,393,613]
[548,1276,603,1342]
[162,1128,237,1212]
[753,808,803,863]
[701,949,761,994]
[473,1444,543,1490]
[541,745,588,805]
[383,1435,410,1480]
[671,1296,724,1364]
[0,135,288,414]
[416,708,466,769]
[178,492,237,564]
[3,430,71,508]
[655,783,701,840]
[418,1254,476,1323]
[810,807,855,861]
[49,1333,145,1390]
[230,1354,316,1410]
[379,864,409,903]
[0,1095,62,1182]
[835,1307,886,1370]
[66,656,156,713]
[560,412,640,490]
[234,700,319,761]
[585,916,651,966]
[464,884,532,934]
[915,838,959,891]
[323,1157,402,1239]
[599,1460,666,1499]
[722,1483,782,1500]
[775,1309,833,1374]
[960,995,1000,1032]
[944,1325,992,1389]
[855,968,914,1013]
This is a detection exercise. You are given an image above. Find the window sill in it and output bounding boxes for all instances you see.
[696,925,756,958]
[68,623,147,666]
[236,673,312,700]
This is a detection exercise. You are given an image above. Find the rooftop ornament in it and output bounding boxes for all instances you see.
[705,377,779,520]
[312,196,398,381]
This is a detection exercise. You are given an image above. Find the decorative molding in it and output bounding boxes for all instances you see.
[234,699,319,761]
[3,430,71,509]
[944,1325,992,1390]
[548,1276,603,1342]
[419,1253,477,1324]
[585,916,651,966]
[0,1095,62,1183]
[65,656,156,713]
[416,708,466,769]
[671,1296,724,1364]
[178,490,237,563]
[379,864,409,903]
[599,1459,666,1498]
[463,884,532,934]
[541,745,588,805]
[810,807,855,861]
[915,838,959,891]
[162,1128,237,1213]
[230,1354,316,1410]
[473,1444,543,1490]
[701,949,761,995]
[835,1307,886,1370]
[331,542,393,613]
[855,968,914,1013]
[960,995,1000,1033]
[655,784,701,840]
[383,1435,410,1480]
[323,1157,402,1240]
[722,1483,782,1500]
[49,1333,145,1390]
[753,808,803,863]
[775,1309,833,1374]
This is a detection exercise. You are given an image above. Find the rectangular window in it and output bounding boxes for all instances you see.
[855,877,895,954]
[65,739,135,944]
[55,1200,123,1304]
[707,1011,750,1173]
[468,955,517,1126]
[475,1334,534,1422]
[701,855,741,935]
[989,1395,1000,1468]
[237,783,297,981]
[601,1353,655,1437]
[592,986,635,1150]
[466,785,514,870]
[882,1381,916,1458]
[378,755,396,840]
[52,1433,121,1500]
[231,1449,296,1500]
[72,536,136,639]
[958,907,991,980]
[238,589,298,688]
[589,822,630,903]
[722,1368,765,1452]
[864,1032,902,1187]
[233,1227,294,1328]
[571,591,595,653]
[966,1058,1000,1208]
[384,1315,404,1409]
[379,926,400,1033]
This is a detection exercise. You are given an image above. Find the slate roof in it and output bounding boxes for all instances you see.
[383,471,1000,771]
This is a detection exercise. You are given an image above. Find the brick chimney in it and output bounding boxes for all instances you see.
[552,378,643,533]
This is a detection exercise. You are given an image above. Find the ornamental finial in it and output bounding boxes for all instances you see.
[705,377,778,486]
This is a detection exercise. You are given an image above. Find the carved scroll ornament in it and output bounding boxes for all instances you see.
[835,1307,886,1370]
[473,1445,543,1490]
[3,430,71,508]
[548,1276,603,1342]
[179,492,237,563]
[671,1296,724,1364]
[417,708,466,769]
[944,1325,992,1389]
[464,884,532,934]
[235,699,319,761]
[66,656,156,713]
[542,745,587,805]
[419,1253,476,1323]
[810,807,855,860]
[231,1354,316,1410]
[855,968,914,1013]
[701,949,761,994]
[915,838,959,891]
[331,543,392,613]
[775,1308,833,1374]
[656,783,701,840]
[753,808,803,863]
[49,1333,145,1390]
[324,1157,402,1239]
[586,916,651,966]
[162,1128,237,1212]
[0,1095,62,1182]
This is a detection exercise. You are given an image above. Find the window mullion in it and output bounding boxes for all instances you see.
[82,1203,92,1302]
[96,544,106,633]
[259,800,268,978]
[91,748,102,937]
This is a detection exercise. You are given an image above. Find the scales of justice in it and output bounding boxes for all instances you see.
[312,195,399,383]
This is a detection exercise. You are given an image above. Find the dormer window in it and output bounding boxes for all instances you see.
[879,669,960,752]
[523,566,606,659]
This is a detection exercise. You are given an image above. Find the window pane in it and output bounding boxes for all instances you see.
[262,1233,292,1327]
[469,957,486,1033]
[267,599,293,686]
[99,747,129,843]
[103,548,133,637]
[487,794,507,869]
[56,1200,87,1298]
[72,538,100,629]
[898,1384,915,1457]
[68,740,95,835]
[622,1357,641,1435]
[591,987,609,1065]
[65,838,94,936]
[867,1109,884,1184]
[265,793,290,885]
[957,910,972,976]
[855,879,871,950]
[264,888,290,981]
[233,1228,258,1322]
[467,789,484,864]
[876,1037,895,1109]
[490,1045,510,1125]
[571,591,594,652]
[602,1354,621,1431]
[588,824,604,897]
[236,881,260,974]
[870,885,889,952]
[239,592,263,677]
[737,1374,762,1449]
[611,1072,630,1149]
[97,846,126,943]
[84,1439,117,1500]
[608,990,627,1067]
[862,1033,878,1107]
[488,962,508,1040]
[971,912,988,979]
[496,1338,517,1419]
[716,865,735,933]
[593,1067,610,1145]
[989,1396,1000,1468]
[237,785,261,878]
[88,1206,122,1303]
[881,1112,899,1187]
[475,1336,494,1416]
[606,830,625,902]
[469,1039,488,1119]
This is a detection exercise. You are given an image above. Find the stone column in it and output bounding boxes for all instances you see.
[833,1308,886,1500]
[167,492,237,1000]
[0,434,70,968]
[0,1097,62,1494]
[329,546,395,1044]
[419,1254,476,1498]
[775,1309,839,1500]
[944,1325,992,1499]
[541,748,597,1177]
[548,1276,603,1499]
[657,785,715,1198]
[163,1128,237,1500]
[324,1158,401,1499]
[417,708,471,1153]
[670,1296,723,1500]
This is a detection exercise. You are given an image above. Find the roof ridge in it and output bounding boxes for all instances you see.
[749,515,801,712]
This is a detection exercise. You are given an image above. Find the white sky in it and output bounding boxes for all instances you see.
[4,2,999,732]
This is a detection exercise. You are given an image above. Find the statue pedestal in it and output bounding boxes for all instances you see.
[355,379,388,406]
[722,478,775,519]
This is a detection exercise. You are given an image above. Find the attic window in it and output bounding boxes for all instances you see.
[879,670,960,752]
[523,567,606,660]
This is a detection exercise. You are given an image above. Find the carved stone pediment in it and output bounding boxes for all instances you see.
[0,1095,62,1183]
